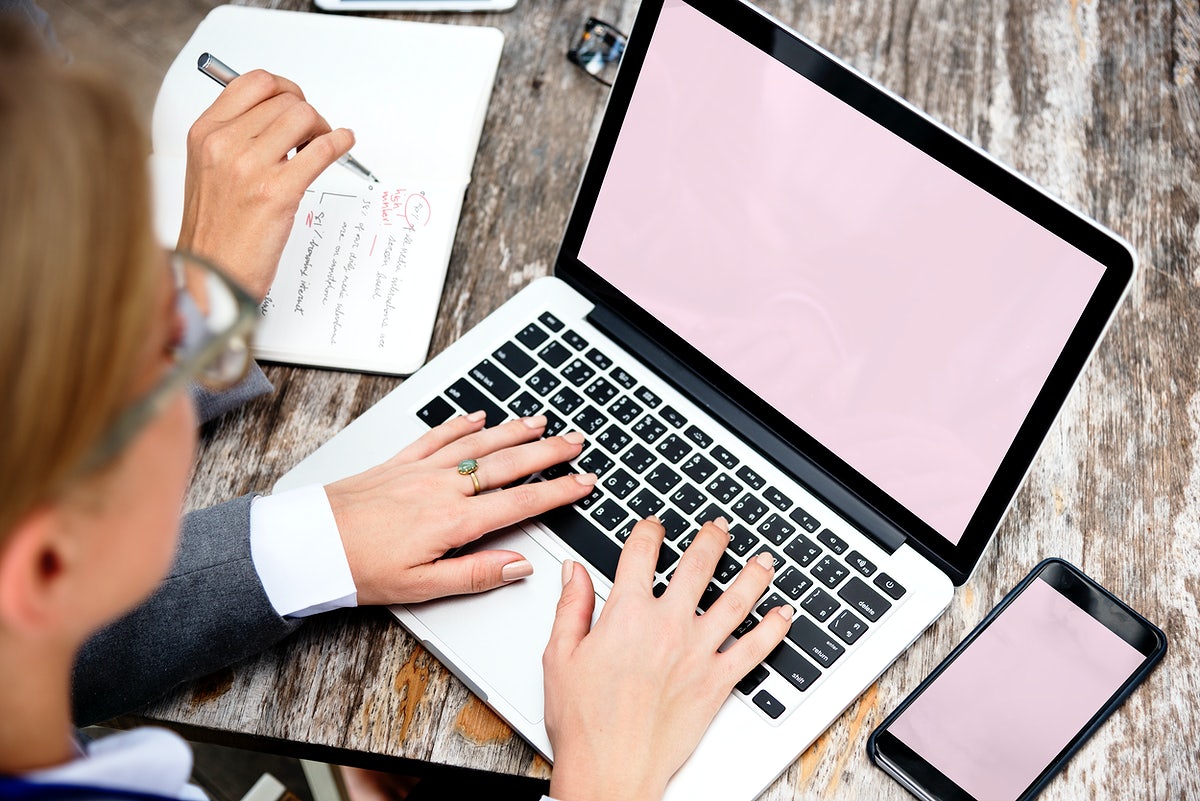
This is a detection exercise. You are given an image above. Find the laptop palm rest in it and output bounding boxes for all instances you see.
[402,525,598,727]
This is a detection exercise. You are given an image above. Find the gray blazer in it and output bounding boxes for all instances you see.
[72,365,301,726]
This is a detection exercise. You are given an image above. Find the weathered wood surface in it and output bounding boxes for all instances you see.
[129,0,1199,797]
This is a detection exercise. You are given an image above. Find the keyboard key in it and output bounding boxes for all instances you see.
[767,643,822,692]
[788,506,822,533]
[733,615,759,639]
[736,664,769,695]
[786,616,845,668]
[549,387,585,415]
[670,483,705,514]
[764,486,793,511]
[846,550,877,577]
[516,323,549,350]
[562,329,588,350]
[646,464,682,493]
[698,582,723,612]
[706,474,743,505]
[632,415,668,444]
[596,425,632,454]
[615,520,636,542]
[634,386,662,408]
[735,465,765,490]
[811,556,850,589]
[676,533,696,552]
[603,468,639,499]
[680,453,717,483]
[610,367,637,389]
[541,461,575,480]
[583,377,618,406]
[590,499,629,531]
[577,486,604,509]
[655,434,692,463]
[627,489,665,517]
[695,503,730,527]
[540,506,620,581]
[873,573,907,600]
[543,412,567,437]
[578,449,614,477]
[684,425,713,448]
[445,378,506,427]
[784,533,822,566]
[714,553,743,584]
[659,509,690,541]
[572,405,608,435]
[585,347,612,369]
[816,529,848,554]
[538,341,571,367]
[492,341,537,377]
[656,543,680,573]
[756,592,790,617]
[774,566,813,601]
[417,396,455,427]
[711,444,738,469]
[728,524,759,556]
[830,610,867,645]
[660,405,688,428]
[801,587,840,622]
[562,359,596,386]
[652,581,668,598]
[838,577,892,622]
[753,690,785,720]
[506,391,543,419]
[538,311,564,331]
[732,493,768,525]
[526,368,561,396]
[758,513,796,546]
[752,544,785,572]
[609,396,643,424]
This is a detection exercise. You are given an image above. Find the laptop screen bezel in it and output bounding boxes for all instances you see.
[553,0,1134,584]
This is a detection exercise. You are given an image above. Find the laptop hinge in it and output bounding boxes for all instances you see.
[587,305,908,555]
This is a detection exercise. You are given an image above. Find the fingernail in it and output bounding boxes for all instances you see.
[467,410,487,422]
[755,552,775,571]
[502,559,534,582]
[523,414,548,429]
[563,430,585,445]
[646,514,661,524]
[561,559,574,587]
[713,516,730,532]
[777,604,795,621]
[573,472,598,486]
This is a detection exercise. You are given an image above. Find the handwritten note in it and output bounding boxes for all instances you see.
[254,176,464,373]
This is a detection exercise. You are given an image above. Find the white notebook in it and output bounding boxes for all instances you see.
[151,6,504,374]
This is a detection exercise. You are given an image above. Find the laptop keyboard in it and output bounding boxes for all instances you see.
[416,311,908,725]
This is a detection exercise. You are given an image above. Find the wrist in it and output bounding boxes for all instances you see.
[549,755,667,801]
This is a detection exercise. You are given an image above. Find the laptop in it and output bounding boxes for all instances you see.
[274,0,1135,796]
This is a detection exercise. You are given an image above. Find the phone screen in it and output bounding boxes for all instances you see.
[872,561,1164,801]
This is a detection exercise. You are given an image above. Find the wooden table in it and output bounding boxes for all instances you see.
[147,0,1200,797]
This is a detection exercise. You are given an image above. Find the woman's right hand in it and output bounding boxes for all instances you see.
[177,70,354,300]
[543,517,793,801]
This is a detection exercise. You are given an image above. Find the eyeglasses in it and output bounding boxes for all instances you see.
[76,250,260,476]
[567,17,627,87]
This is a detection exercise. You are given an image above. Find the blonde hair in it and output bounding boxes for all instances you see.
[0,17,162,538]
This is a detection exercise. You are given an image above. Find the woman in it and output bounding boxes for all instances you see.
[0,16,791,800]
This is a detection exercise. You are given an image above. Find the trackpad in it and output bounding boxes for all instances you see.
[403,526,573,725]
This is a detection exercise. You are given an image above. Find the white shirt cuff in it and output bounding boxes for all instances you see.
[249,484,358,618]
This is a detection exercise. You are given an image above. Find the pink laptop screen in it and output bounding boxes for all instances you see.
[886,576,1145,800]
[577,0,1106,544]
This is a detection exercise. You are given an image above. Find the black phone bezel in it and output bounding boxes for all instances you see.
[867,558,1166,801]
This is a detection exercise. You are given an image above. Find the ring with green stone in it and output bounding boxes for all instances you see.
[458,458,481,495]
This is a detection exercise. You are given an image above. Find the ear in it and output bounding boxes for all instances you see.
[0,506,72,635]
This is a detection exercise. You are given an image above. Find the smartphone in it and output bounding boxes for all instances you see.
[313,0,516,12]
[868,558,1166,801]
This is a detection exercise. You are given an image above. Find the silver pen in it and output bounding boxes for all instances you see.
[196,52,380,184]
